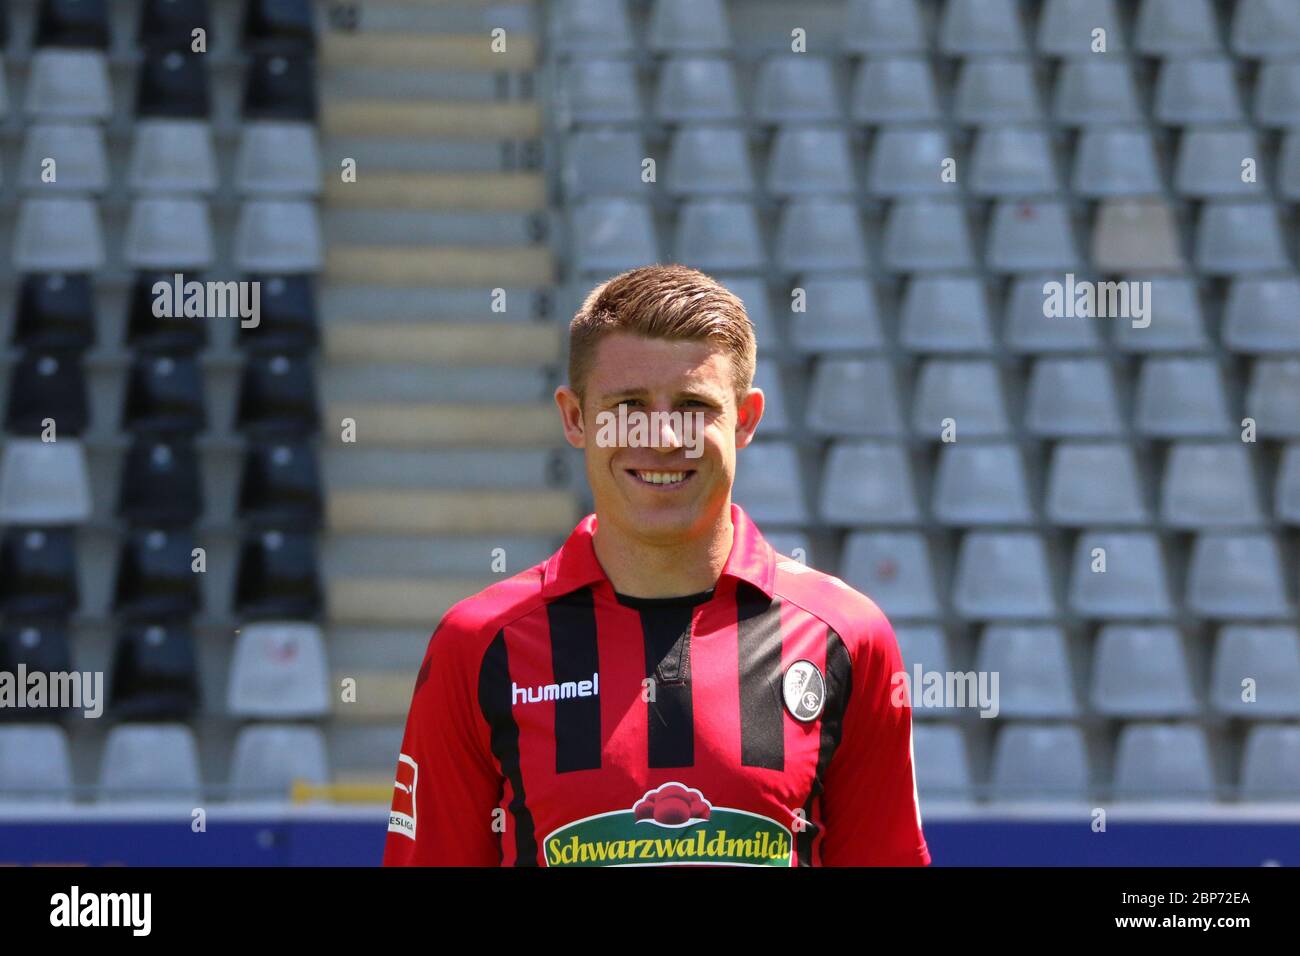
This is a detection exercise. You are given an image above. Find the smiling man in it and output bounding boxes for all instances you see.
[383,264,930,867]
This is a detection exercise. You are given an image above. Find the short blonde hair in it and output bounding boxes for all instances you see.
[568,264,757,405]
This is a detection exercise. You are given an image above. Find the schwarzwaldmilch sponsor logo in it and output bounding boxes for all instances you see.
[544,783,793,867]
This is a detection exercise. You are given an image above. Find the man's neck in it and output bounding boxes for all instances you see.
[592,509,735,599]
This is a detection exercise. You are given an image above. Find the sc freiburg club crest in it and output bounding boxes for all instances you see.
[782,660,826,722]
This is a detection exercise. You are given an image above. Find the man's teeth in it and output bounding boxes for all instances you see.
[636,471,687,485]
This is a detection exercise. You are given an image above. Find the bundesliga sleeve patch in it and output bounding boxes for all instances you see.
[389,753,418,840]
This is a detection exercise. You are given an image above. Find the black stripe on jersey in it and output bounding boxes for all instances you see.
[797,628,852,866]
[639,603,695,768]
[736,581,784,771]
[479,629,538,866]
[548,586,602,774]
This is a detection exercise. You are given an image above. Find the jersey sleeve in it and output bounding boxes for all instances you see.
[382,616,504,866]
[818,602,931,866]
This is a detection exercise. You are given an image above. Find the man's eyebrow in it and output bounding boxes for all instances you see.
[597,386,724,403]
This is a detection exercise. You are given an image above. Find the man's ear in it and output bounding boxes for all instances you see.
[735,387,765,449]
[554,385,587,449]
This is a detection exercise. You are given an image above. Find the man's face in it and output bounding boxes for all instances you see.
[555,332,764,544]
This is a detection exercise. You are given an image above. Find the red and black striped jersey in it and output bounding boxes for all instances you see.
[383,504,930,867]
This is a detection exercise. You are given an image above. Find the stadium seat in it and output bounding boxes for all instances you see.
[1135,358,1233,438]
[912,359,1009,438]
[561,59,642,125]
[1068,532,1174,619]
[1231,0,1300,56]
[235,122,321,195]
[230,724,329,800]
[1025,358,1124,437]
[720,277,776,354]
[867,127,954,196]
[1091,199,1184,272]
[0,438,90,525]
[893,624,953,718]
[1224,277,1300,354]
[1112,723,1216,801]
[1072,127,1161,197]
[954,58,1041,123]
[228,622,329,718]
[753,55,841,123]
[1037,0,1125,56]
[883,199,974,271]
[98,724,202,803]
[912,724,974,802]
[991,724,1090,801]
[236,353,320,435]
[818,441,919,526]
[1187,533,1290,619]
[0,529,78,617]
[138,49,210,118]
[238,440,323,528]
[932,443,1033,525]
[126,270,209,354]
[731,442,808,524]
[1175,127,1263,198]
[987,200,1079,272]
[572,198,659,273]
[38,0,110,46]
[125,197,216,269]
[0,623,74,706]
[766,126,853,196]
[1046,443,1149,526]
[243,53,315,121]
[673,199,763,272]
[1135,0,1220,55]
[1155,57,1244,123]
[939,0,1027,54]
[1053,60,1142,124]
[1255,61,1300,126]
[139,0,212,50]
[1091,625,1199,717]
[976,625,1078,717]
[235,529,323,619]
[647,0,730,53]
[844,0,927,53]
[25,49,111,120]
[1112,278,1208,353]
[5,352,89,436]
[751,360,789,433]
[969,127,1057,197]
[1195,202,1290,274]
[234,200,323,272]
[788,277,885,353]
[109,622,201,719]
[1246,359,1300,437]
[667,126,755,196]
[548,0,633,54]
[654,57,739,122]
[898,276,994,352]
[0,726,72,805]
[1161,443,1263,528]
[1003,276,1103,352]
[128,120,218,194]
[953,532,1057,619]
[850,57,940,122]
[113,527,201,620]
[807,358,906,437]
[562,128,645,196]
[19,124,109,193]
[242,0,315,52]
[1239,725,1300,799]
[774,199,867,272]
[11,273,95,351]
[1211,625,1300,718]
[123,354,207,434]
[840,531,941,619]
[15,198,105,272]
[117,438,203,526]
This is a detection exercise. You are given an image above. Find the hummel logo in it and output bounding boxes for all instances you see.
[513,672,600,705]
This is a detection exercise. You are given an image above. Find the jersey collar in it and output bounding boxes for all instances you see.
[541,503,776,601]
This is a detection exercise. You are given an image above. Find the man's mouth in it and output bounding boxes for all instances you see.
[627,469,696,488]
